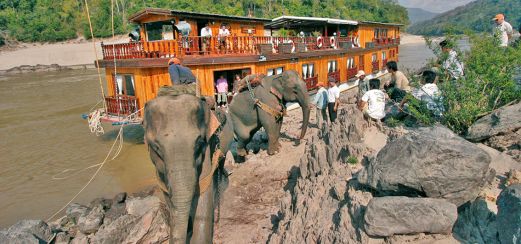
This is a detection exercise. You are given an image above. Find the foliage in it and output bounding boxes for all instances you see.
[405,34,521,135]
[0,0,408,43]
[408,0,521,36]
[346,156,358,165]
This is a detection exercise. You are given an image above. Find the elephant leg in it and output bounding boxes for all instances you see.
[263,119,282,155]
[192,147,215,243]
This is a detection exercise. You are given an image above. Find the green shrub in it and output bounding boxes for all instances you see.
[410,34,521,134]
[347,156,358,165]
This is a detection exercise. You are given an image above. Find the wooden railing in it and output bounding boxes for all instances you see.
[105,96,139,117]
[372,61,380,73]
[304,76,318,90]
[347,67,358,79]
[101,35,361,60]
[328,70,341,83]
[373,37,401,46]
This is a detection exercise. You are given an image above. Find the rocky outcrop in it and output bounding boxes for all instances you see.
[1,188,169,244]
[269,106,374,243]
[364,197,457,237]
[467,102,521,162]
[358,125,493,206]
[497,184,521,244]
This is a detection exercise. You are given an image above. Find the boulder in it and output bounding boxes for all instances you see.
[358,125,492,206]
[89,197,112,210]
[0,230,40,244]
[497,184,521,244]
[363,197,457,237]
[78,205,104,234]
[90,215,139,244]
[467,102,521,141]
[453,198,499,244]
[113,192,127,204]
[66,203,90,224]
[126,196,162,216]
[6,219,53,242]
[123,203,169,243]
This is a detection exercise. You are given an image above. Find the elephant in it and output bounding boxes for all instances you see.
[229,70,310,157]
[143,94,234,243]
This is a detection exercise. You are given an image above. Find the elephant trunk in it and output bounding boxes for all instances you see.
[297,91,310,140]
[167,156,197,243]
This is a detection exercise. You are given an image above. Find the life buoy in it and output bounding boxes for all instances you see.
[330,36,336,49]
[288,39,295,53]
[317,36,323,49]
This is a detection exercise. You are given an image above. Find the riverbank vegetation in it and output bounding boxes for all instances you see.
[408,0,521,36]
[400,34,521,135]
[0,0,408,44]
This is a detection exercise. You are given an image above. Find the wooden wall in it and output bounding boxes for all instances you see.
[105,45,399,111]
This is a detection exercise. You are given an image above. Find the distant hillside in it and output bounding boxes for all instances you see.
[408,0,521,36]
[399,0,475,13]
[0,0,408,44]
[407,8,438,24]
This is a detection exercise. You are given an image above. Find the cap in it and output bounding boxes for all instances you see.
[168,58,181,65]
[355,70,366,78]
[493,14,504,21]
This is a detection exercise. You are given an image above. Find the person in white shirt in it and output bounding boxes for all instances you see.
[218,25,230,53]
[200,23,213,54]
[440,40,464,80]
[493,14,513,47]
[358,78,386,121]
[327,78,340,123]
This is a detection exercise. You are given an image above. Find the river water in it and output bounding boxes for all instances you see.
[0,38,435,228]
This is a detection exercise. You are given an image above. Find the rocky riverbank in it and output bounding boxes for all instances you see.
[2,90,520,243]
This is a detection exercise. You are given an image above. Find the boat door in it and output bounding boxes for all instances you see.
[112,74,138,116]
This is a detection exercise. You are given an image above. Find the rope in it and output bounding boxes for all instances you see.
[87,109,105,136]
[83,0,107,114]
[199,149,222,194]
[111,0,118,92]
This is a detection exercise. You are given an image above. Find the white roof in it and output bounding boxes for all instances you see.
[270,15,358,26]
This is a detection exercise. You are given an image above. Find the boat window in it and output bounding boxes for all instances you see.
[145,21,175,41]
[372,53,378,62]
[328,60,338,73]
[382,51,387,61]
[302,63,315,79]
[114,74,135,96]
[347,57,355,69]
[267,67,284,76]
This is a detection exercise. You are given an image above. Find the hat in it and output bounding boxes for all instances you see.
[493,14,505,21]
[355,70,366,78]
[168,58,181,65]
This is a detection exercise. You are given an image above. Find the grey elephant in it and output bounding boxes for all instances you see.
[229,70,310,157]
[143,94,234,243]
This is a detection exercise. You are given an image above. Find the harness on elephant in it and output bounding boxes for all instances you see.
[245,76,287,122]
[199,110,226,194]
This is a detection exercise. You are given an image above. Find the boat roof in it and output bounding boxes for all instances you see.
[360,21,404,27]
[128,8,271,23]
[266,15,358,29]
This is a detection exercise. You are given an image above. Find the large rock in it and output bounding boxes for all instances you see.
[452,198,499,243]
[467,102,521,141]
[358,125,492,206]
[497,184,521,244]
[363,197,457,237]
[78,205,104,234]
[0,230,41,244]
[126,196,162,216]
[90,215,139,244]
[6,219,53,242]
[66,203,90,224]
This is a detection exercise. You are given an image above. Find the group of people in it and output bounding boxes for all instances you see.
[200,23,232,54]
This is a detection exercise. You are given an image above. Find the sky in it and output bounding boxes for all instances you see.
[398,0,475,13]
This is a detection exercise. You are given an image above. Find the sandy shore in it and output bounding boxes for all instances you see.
[0,34,429,71]
[0,37,127,71]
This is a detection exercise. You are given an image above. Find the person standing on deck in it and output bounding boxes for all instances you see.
[215,75,229,107]
[218,25,230,53]
[201,23,213,54]
[327,78,340,123]
[311,83,329,126]
[493,14,513,47]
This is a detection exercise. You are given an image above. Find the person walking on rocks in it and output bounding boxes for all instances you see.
[493,14,513,47]
[355,70,369,96]
[327,78,340,123]
[312,83,329,126]
[440,40,464,80]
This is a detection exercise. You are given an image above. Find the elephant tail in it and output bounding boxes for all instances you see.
[214,161,229,223]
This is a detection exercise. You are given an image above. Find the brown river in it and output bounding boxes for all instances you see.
[0,37,435,227]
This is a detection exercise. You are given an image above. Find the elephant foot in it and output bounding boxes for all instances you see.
[293,139,301,146]
[267,148,280,155]
[235,154,246,163]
